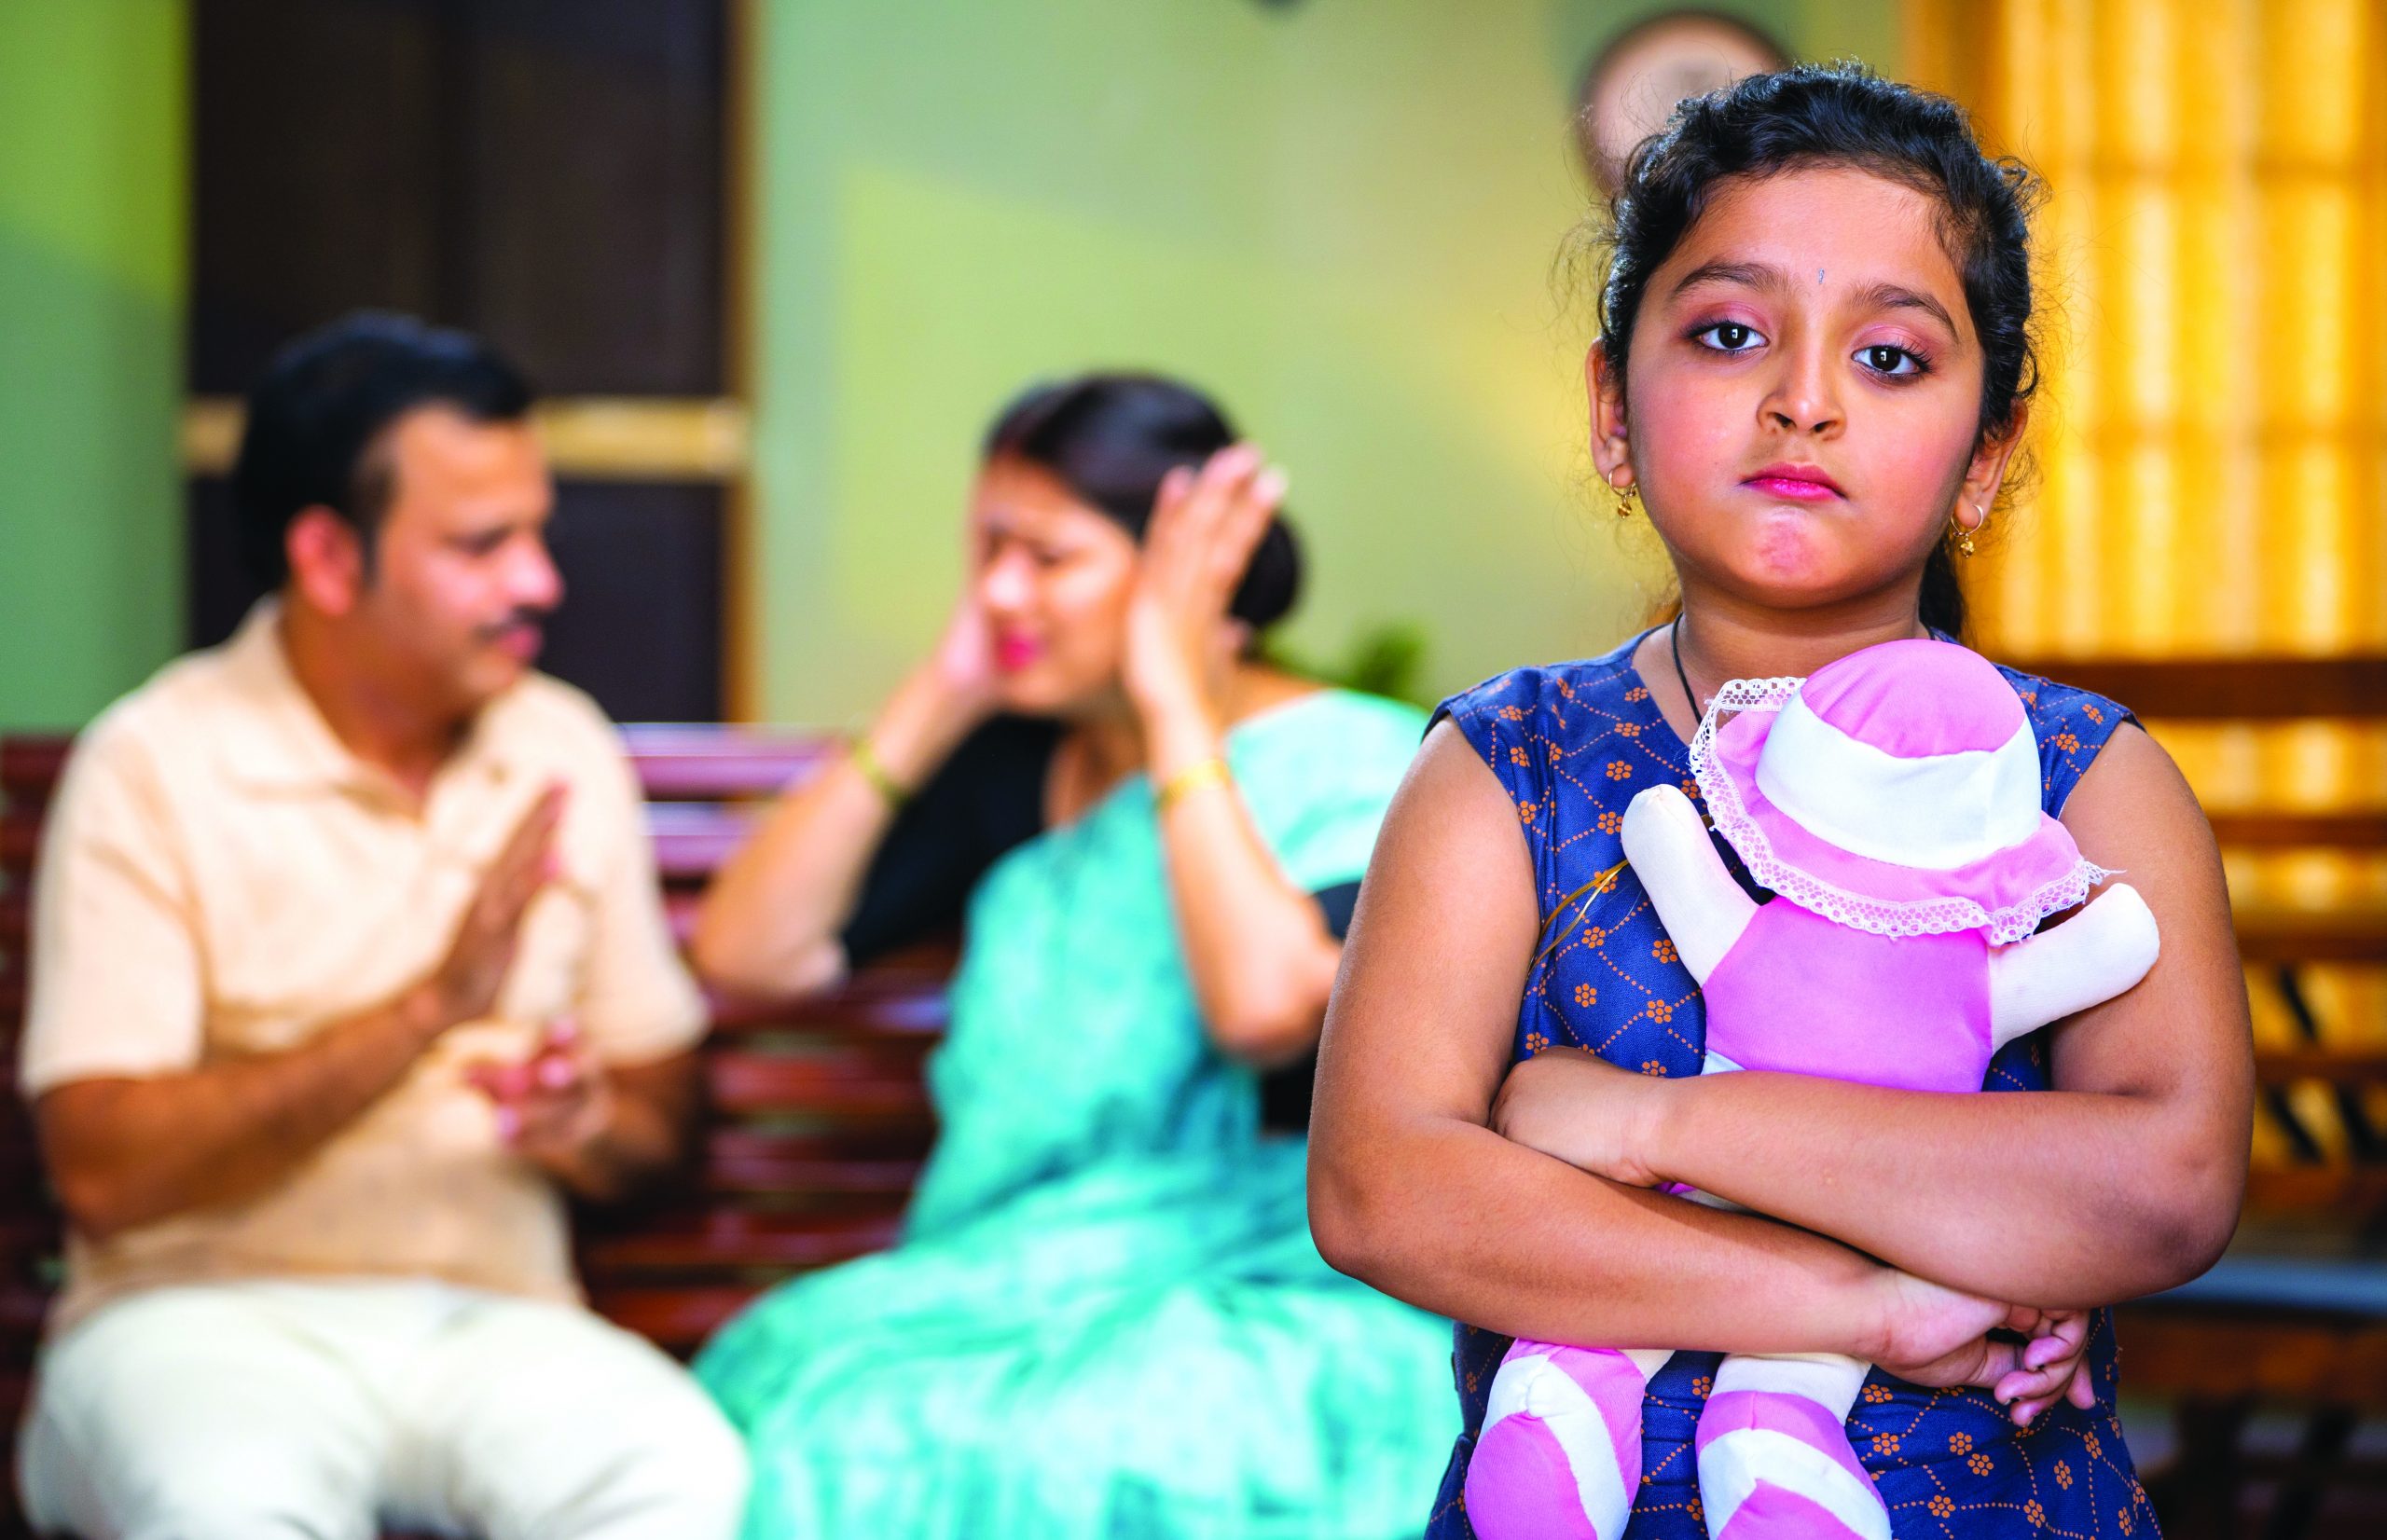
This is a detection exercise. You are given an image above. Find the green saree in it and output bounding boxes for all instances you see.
[697,690,1456,1539]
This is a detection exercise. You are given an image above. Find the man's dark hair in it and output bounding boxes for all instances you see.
[232,311,535,586]
[983,372,1303,633]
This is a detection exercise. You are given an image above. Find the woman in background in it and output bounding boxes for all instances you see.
[693,374,1456,1539]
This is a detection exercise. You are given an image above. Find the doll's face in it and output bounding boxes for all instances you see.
[1590,165,2019,613]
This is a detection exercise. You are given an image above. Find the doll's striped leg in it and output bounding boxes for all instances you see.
[1694,1353,1889,1539]
[1464,1341,1673,1540]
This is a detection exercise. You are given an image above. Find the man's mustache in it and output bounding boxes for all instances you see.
[476,608,553,644]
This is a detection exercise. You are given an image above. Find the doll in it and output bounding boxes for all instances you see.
[1464,639,2160,1540]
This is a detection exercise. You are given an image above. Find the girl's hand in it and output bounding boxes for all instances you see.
[1122,444,1285,723]
[1871,1270,2098,1424]
[1494,1052,2099,1423]
[1993,1306,2100,1425]
[1490,1047,1670,1188]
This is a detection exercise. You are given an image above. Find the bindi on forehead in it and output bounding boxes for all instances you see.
[1662,172,1973,339]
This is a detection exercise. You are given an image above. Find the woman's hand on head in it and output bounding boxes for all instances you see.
[1870,1270,2098,1425]
[922,579,1002,725]
[1122,443,1285,722]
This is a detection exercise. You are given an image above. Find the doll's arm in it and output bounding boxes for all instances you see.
[1986,884,2160,1051]
[1621,785,1757,984]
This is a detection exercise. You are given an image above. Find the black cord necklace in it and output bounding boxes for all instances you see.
[1669,617,1704,722]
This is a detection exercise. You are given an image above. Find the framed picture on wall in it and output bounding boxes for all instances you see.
[1578,12,1788,194]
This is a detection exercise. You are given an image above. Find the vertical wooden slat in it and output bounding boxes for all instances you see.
[723,0,760,723]
[186,0,738,722]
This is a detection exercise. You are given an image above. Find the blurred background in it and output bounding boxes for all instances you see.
[1,0,2382,1533]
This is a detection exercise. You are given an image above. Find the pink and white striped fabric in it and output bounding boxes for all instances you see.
[1696,1388,1890,1538]
[1464,1342,1666,1540]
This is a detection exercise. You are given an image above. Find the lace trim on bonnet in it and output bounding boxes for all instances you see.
[1687,676,2115,946]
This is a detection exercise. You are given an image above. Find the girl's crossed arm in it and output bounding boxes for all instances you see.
[1495,723,2255,1311]
[1309,722,2086,1399]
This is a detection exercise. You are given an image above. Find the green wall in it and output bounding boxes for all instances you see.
[0,1,1899,730]
[749,0,1898,722]
[0,0,186,731]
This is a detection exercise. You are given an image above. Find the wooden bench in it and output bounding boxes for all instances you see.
[0,725,949,1536]
[2005,655,2387,1539]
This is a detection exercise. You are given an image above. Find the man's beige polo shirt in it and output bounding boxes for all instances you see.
[22,601,707,1333]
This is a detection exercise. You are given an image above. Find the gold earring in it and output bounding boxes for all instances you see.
[1954,502,1984,557]
[1614,480,1642,518]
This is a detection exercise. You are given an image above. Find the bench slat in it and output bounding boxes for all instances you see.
[2113,1301,2387,1407]
[0,812,36,872]
[620,724,832,801]
[0,740,68,808]
[2234,908,2387,965]
[701,1128,928,1196]
[2244,1168,2387,1215]
[2001,655,2387,721]
[2256,1049,2387,1087]
[708,1046,934,1120]
[2209,811,2387,848]
[578,1209,903,1272]
[647,803,759,881]
[583,1284,757,1355]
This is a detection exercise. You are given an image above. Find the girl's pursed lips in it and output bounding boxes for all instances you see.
[1742,461,1846,501]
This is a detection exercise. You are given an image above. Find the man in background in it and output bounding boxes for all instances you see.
[15,312,747,1539]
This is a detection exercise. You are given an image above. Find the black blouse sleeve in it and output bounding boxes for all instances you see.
[836,715,1061,968]
[839,722,1357,1134]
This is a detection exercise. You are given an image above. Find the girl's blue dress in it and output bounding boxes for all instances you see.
[1427,634,2162,1539]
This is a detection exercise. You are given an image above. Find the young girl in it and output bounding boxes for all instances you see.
[1309,66,2253,1537]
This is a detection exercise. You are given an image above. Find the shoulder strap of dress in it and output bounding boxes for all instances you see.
[1999,667,2139,818]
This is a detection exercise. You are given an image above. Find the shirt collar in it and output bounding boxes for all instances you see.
[212,598,527,803]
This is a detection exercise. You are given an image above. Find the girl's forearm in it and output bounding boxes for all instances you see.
[1313,1114,1898,1359]
[1621,730,2252,1311]
[1644,1072,2240,1307]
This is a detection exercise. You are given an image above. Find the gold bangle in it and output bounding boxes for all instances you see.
[1154,756,1233,816]
[849,736,911,808]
